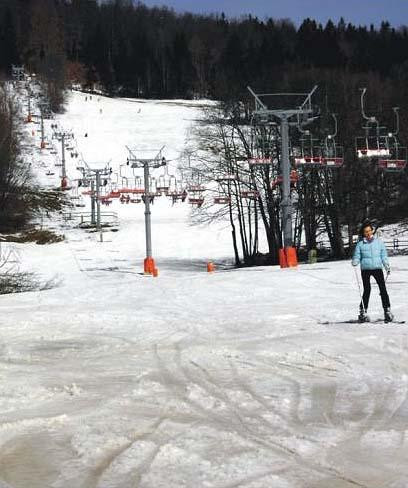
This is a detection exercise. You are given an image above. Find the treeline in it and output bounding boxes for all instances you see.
[1,0,408,99]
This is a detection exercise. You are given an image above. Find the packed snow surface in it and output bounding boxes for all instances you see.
[0,90,408,488]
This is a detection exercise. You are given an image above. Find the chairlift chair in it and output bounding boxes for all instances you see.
[156,175,170,193]
[321,137,344,168]
[187,173,205,206]
[187,183,205,192]
[70,186,80,199]
[356,135,390,159]
[240,190,259,200]
[131,176,145,194]
[355,88,393,160]
[293,133,324,168]
[249,121,277,166]
[214,196,231,204]
[271,170,299,189]
[156,165,172,194]
[187,171,205,193]
[216,173,238,182]
[149,176,157,192]
[76,196,87,208]
[248,156,273,166]
[213,183,231,204]
[168,179,187,203]
[188,196,204,207]
[378,141,407,172]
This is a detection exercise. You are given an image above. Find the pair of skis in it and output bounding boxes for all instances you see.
[321,318,405,325]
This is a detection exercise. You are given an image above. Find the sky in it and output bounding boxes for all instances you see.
[140,0,408,28]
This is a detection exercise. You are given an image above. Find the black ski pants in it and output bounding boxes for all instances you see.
[361,269,390,310]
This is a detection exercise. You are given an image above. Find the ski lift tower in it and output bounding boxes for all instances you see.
[79,161,112,240]
[38,101,51,149]
[248,85,318,266]
[126,146,166,275]
[52,128,74,189]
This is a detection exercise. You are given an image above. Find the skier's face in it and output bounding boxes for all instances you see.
[363,226,374,240]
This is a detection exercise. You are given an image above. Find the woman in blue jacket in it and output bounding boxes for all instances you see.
[352,222,393,322]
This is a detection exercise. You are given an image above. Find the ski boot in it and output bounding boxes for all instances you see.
[384,308,394,323]
[358,308,370,323]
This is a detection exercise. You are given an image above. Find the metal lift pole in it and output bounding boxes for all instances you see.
[61,133,66,180]
[95,170,101,233]
[91,180,96,225]
[143,161,152,259]
[280,114,292,247]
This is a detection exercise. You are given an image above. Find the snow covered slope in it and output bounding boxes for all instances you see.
[0,90,407,488]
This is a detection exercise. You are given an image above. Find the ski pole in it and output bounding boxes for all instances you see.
[353,266,364,311]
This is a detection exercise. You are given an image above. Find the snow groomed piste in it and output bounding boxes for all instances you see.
[0,73,408,488]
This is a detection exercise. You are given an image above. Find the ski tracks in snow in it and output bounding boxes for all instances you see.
[1,323,408,486]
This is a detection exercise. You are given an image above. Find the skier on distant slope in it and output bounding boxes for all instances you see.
[352,222,393,323]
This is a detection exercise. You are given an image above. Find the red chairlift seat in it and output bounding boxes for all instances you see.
[119,188,148,195]
[323,157,344,168]
[214,196,231,204]
[187,184,205,192]
[188,197,204,207]
[378,159,407,171]
[357,148,390,159]
[216,174,238,182]
[241,190,259,199]
[271,170,299,189]
[294,156,324,167]
[248,157,273,166]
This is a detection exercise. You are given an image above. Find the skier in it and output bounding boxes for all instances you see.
[352,222,393,323]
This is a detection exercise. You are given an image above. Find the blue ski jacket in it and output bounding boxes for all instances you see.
[352,237,390,271]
